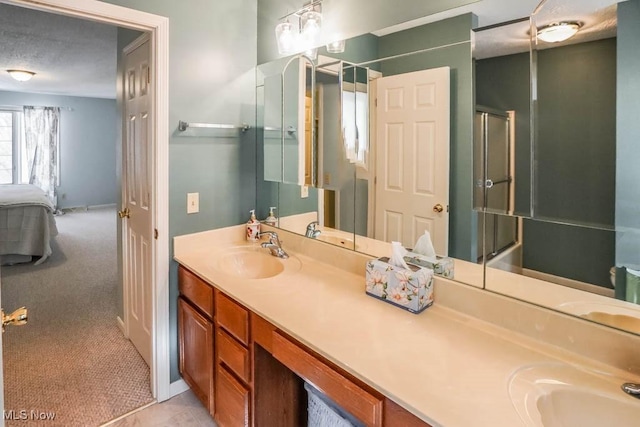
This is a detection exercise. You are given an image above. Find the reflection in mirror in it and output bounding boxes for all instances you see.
[263,74,283,182]
[312,60,359,248]
[477,0,640,334]
[282,55,314,185]
[258,14,484,289]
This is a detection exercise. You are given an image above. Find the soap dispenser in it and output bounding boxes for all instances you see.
[265,207,278,227]
[246,210,261,242]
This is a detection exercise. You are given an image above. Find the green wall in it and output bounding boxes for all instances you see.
[536,39,616,227]
[104,0,258,383]
[476,38,617,288]
[616,0,640,273]
[378,14,477,261]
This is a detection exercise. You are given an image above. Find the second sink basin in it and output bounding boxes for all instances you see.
[214,246,301,280]
[537,388,639,427]
[509,362,640,427]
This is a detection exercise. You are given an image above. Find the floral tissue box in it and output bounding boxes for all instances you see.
[404,252,454,279]
[365,257,434,314]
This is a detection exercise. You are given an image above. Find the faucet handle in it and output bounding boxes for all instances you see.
[258,231,280,244]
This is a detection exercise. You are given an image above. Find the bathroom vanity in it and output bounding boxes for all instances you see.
[175,225,640,426]
[178,265,423,426]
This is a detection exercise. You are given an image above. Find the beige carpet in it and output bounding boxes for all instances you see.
[1,207,154,426]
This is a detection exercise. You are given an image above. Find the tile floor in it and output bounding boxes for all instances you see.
[104,389,216,427]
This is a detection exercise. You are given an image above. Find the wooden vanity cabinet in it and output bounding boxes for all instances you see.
[178,265,432,427]
[178,265,215,417]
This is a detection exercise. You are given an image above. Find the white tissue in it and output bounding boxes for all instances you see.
[413,230,437,260]
[389,241,410,270]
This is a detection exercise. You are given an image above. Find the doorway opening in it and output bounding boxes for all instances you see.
[0,0,170,423]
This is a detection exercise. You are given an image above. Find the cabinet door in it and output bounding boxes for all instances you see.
[178,297,214,415]
[215,365,250,427]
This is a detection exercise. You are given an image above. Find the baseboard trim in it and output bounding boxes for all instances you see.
[60,203,117,212]
[116,316,126,336]
[89,203,117,210]
[169,379,190,398]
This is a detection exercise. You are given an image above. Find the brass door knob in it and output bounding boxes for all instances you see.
[118,208,131,219]
[433,204,444,213]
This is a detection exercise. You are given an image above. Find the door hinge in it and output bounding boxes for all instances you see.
[375,98,378,107]
[147,67,151,84]
[154,228,158,240]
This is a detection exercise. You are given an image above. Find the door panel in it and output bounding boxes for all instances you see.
[375,67,450,254]
[123,35,153,366]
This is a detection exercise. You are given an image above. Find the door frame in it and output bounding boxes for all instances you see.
[0,0,171,403]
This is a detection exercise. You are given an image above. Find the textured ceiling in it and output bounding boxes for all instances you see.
[474,1,618,59]
[0,3,117,99]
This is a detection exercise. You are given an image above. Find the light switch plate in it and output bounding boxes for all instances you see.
[187,192,199,214]
[301,185,309,198]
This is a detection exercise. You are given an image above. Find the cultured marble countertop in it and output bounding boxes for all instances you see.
[173,225,634,427]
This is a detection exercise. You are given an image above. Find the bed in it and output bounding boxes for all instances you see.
[0,184,59,266]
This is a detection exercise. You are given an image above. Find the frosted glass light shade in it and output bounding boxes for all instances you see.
[7,70,35,82]
[326,40,345,53]
[537,22,580,43]
[275,21,296,55]
[300,11,322,45]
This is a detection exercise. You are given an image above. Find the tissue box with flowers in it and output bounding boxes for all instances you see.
[404,252,454,278]
[365,257,434,314]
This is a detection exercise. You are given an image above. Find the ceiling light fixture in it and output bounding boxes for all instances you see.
[537,22,581,43]
[7,69,36,82]
[275,0,331,56]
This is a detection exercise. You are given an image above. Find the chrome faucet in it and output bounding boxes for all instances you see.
[258,231,289,259]
[622,382,640,399]
[305,221,321,238]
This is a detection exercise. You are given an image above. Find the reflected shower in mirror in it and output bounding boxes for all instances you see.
[477,0,640,331]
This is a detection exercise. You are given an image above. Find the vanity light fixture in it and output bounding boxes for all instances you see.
[537,22,581,43]
[7,69,35,82]
[326,39,346,54]
[275,0,323,55]
[275,21,296,55]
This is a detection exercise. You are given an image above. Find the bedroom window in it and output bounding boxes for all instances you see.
[0,109,27,185]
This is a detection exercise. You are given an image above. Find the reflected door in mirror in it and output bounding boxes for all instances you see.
[374,67,450,254]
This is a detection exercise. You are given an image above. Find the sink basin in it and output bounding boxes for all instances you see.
[537,388,639,427]
[509,362,640,427]
[581,312,640,334]
[557,301,640,334]
[214,247,300,279]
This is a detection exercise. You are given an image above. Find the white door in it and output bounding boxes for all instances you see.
[122,35,153,366]
[374,67,450,254]
[0,283,4,427]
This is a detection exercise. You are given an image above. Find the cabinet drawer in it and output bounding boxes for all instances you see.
[178,266,214,319]
[272,331,383,427]
[215,291,249,345]
[217,328,250,383]
[215,365,250,427]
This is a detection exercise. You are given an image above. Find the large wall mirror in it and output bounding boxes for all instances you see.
[255,0,640,336]
[476,0,640,334]
[256,13,484,289]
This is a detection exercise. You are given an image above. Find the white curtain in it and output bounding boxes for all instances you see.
[23,106,60,208]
